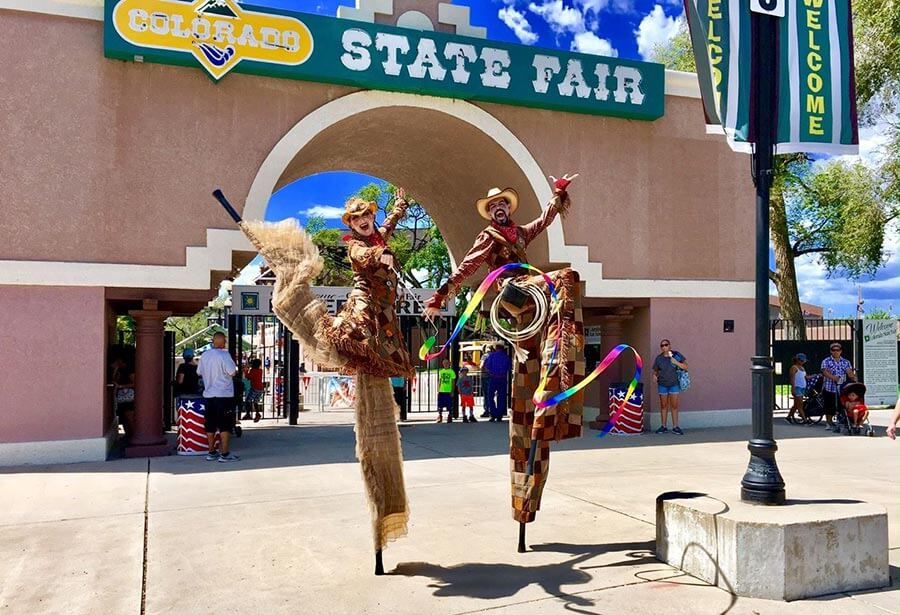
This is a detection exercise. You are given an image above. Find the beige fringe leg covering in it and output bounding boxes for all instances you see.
[239,220,347,370]
[354,372,409,550]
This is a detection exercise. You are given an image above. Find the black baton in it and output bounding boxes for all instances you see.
[212,189,243,224]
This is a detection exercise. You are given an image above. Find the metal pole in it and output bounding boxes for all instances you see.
[288,336,300,425]
[741,11,786,505]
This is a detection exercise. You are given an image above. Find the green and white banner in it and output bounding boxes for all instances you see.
[104,0,664,121]
[684,0,858,154]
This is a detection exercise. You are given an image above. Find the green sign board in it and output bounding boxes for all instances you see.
[104,0,665,121]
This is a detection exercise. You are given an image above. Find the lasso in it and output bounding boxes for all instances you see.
[419,263,642,438]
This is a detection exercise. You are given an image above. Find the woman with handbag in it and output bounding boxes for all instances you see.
[652,339,689,435]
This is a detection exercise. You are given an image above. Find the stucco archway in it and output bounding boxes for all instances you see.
[242,90,594,276]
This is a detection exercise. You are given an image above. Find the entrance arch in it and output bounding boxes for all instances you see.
[242,90,600,280]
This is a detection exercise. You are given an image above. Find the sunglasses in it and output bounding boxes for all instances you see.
[660,343,670,347]
[830,347,842,351]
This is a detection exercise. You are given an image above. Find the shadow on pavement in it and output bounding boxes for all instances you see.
[392,539,658,609]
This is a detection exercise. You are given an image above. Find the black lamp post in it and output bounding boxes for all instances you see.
[740,10,786,505]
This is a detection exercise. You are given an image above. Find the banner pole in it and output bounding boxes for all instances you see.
[741,11,786,505]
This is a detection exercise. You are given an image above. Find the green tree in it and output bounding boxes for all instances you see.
[863,308,893,319]
[166,297,226,348]
[852,0,899,121]
[305,214,355,286]
[651,19,695,72]
[652,4,900,338]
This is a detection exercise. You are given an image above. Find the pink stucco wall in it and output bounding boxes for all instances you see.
[0,286,108,443]
[648,298,754,412]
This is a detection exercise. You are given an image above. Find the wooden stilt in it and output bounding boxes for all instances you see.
[375,549,385,575]
[517,522,527,553]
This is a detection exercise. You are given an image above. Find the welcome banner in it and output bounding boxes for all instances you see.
[684,0,858,154]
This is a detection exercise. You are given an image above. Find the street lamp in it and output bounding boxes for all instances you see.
[739,9,785,505]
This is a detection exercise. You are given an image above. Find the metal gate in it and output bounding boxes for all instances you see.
[230,314,290,421]
[770,318,857,410]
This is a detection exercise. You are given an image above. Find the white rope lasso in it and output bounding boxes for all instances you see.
[489,283,548,344]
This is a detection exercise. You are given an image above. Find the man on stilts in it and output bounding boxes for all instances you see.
[424,174,585,550]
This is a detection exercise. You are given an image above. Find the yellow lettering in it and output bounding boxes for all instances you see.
[711,65,723,87]
[807,50,822,72]
[708,0,722,19]
[708,19,721,42]
[807,29,820,51]
[809,115,824,135]
[806,10,821,29]
[803,0,823,8]
[807,72,823,93]
[805,94,825,114]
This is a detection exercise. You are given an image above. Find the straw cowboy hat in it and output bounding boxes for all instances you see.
[475,187,518,220]
[342,198,377,226]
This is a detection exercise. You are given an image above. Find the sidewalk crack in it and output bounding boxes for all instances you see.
[140,459,150,615]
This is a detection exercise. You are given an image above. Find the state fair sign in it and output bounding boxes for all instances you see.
[104,0,664,120]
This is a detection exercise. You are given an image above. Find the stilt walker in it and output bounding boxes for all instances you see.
[214,189,415,575]
[424,174,585,551]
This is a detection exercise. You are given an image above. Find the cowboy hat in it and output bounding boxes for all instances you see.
[341,197,377,226]
[475,187,518,221]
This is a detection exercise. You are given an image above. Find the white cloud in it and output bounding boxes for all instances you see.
[301,205,345,219]
[787,225,900,317]
[828,116,896,169]
[575,0,609,14]
[498,6,539,44]
[571,31,618,57]
[528,0,585,35]
[635,5,682,60]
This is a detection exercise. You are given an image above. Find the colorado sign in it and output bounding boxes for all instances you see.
[110,0,313,80]
[104,0,664,120]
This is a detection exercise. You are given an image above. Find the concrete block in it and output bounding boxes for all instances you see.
[656,493,890,601]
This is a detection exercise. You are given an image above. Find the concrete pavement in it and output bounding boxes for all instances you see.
[1,409,897,614]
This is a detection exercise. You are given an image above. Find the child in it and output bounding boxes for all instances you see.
[244,358,265,423]
[457,367,477,423]
[842,382,868,435]
[436,359,456,423]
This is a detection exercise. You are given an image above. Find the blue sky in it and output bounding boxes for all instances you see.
[245,0,898,319]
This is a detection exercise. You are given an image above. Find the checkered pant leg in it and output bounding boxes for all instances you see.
[509,335,547,523]
[528,269,585,442]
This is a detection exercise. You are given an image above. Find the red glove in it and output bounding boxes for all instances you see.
[554,176,572,192]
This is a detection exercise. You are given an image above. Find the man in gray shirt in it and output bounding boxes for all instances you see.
[198,332,239,462]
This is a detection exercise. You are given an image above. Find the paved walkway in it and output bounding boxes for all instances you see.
[1,410,897,615]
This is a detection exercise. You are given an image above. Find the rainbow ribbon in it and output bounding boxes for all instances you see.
[533,343,643,438]
[419,263,641,437]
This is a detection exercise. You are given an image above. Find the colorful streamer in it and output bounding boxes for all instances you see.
[533,344,643,438]
[419,263,641,436]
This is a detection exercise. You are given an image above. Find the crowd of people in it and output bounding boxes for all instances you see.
[433,345,512,423]
[785,342,877,435]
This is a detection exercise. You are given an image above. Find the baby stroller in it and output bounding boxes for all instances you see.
[837,381,875,436]
[800,374,827,424]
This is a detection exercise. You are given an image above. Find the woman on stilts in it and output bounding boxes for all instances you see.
[217,187,414,575]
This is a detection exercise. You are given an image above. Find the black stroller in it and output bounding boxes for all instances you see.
[800,373,827,424]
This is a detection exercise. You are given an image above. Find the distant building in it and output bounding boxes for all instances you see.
[769,296,824,320]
